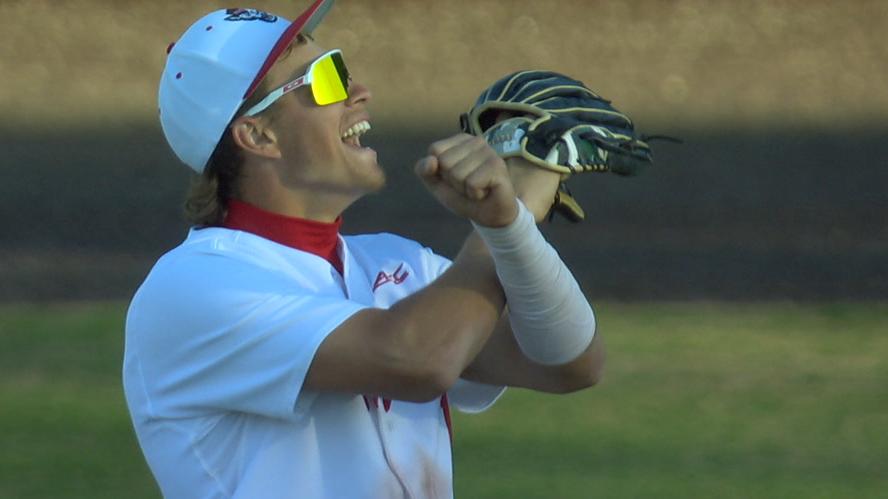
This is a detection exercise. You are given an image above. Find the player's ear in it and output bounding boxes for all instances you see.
[229,116,282,160]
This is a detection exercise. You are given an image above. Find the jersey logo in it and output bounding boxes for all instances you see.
[224,8,278,23]
[372,263,409,292]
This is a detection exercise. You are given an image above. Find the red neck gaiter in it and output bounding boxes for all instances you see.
[223,199,344,274]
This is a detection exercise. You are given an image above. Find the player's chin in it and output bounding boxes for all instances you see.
[363,165,387,192]
[347,160,386,194]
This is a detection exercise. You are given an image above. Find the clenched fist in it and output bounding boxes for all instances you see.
[415,134,518,228]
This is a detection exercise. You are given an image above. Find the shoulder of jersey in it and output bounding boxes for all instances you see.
[148,228,283,280]
[344,232,426,254]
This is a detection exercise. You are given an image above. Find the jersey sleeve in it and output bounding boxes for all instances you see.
[448,379,507,414]
[417,245,509,413]
[125,252,366,423]
[420,245,453,281]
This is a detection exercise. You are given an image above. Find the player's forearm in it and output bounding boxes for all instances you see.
[377,232,505,395]
[462,314,605,393]
[473,201,596,365]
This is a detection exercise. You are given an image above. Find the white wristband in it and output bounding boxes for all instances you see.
[472,201,596,365]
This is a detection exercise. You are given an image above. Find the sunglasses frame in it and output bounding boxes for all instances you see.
[242,49,349,117]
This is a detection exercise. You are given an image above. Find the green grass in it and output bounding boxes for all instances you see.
[454,302,888,498]
[0,302,159,499]
[1,302,886,498]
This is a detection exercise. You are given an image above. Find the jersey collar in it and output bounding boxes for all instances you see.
[223,199,343,273]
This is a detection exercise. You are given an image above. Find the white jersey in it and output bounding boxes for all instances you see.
[123,227,505,499]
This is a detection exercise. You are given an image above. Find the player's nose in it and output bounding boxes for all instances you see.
[346,81,372,107]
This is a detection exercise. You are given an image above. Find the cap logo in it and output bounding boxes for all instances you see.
[224,8,278,23]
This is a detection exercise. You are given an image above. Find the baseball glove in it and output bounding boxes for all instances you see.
[460,70,656,222]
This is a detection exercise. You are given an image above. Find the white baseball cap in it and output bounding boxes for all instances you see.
[159,0,335,173]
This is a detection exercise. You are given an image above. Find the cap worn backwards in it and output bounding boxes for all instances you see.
[158,0,335,173]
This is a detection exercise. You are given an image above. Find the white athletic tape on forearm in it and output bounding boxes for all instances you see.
[472,201,595,365]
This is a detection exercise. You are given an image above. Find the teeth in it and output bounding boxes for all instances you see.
[342,120,371,140]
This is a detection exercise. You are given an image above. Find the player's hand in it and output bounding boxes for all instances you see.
[505,157,562,223]
[415,133,519,228]
[490,112,561,223]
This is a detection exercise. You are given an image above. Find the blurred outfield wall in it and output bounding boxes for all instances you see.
[1,0,886,300]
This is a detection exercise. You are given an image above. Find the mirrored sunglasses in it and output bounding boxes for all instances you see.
[243,49,350,117]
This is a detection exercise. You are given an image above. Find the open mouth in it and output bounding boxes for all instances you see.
[341,120,371,148]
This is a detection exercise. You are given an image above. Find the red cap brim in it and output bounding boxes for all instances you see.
[243,0,334,99]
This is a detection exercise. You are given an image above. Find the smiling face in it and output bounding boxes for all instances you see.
[234,38,385,218]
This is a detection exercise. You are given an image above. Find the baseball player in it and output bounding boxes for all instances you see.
[122,0,638,497]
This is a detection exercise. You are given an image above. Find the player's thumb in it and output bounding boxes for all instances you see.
[415,155,456,203]
[414,155,440,182]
